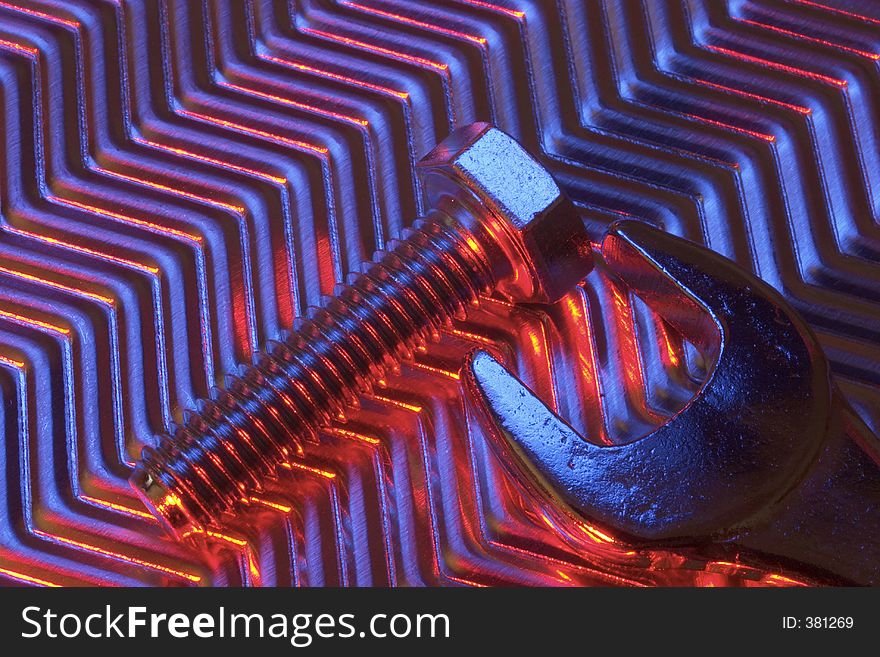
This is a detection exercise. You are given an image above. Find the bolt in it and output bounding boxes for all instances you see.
[130,123,594,541]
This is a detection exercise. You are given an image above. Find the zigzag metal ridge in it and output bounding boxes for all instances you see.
[0,0,876,586]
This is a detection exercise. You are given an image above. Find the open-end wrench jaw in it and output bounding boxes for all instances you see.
[464,220,880,583]
[464,220,832,544]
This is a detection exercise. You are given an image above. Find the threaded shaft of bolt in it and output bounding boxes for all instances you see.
[133,208,497,536]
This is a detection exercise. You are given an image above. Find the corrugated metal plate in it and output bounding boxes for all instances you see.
[0,0,877,586]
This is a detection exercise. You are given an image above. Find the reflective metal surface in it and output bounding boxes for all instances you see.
[0,0,878,586]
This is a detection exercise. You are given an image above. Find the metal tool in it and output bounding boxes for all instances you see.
[130,122,594,540]
[462,220,880,585]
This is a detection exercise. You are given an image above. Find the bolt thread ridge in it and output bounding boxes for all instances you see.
[137,209,496,529]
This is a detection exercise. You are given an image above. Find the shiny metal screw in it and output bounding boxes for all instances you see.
[130,123,594,540]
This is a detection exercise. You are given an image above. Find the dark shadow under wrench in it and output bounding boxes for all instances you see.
[462,220,880,585]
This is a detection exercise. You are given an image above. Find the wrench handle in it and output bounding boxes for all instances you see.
[737,392,880,585]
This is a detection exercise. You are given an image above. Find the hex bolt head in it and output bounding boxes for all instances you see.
[418,123,594,303]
